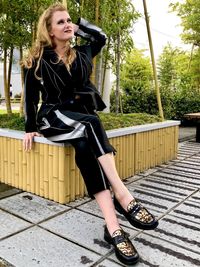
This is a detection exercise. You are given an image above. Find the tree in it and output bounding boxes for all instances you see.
[0,0,139,115]
[71,0,139,113]
[114,48,155,114]
[100,0,139,113]
[157,44,189,92]
[170,0,200,45]
[157,43,200,118]
[143,0,164,120]
[0,0,57,115]
[170,0,200,90]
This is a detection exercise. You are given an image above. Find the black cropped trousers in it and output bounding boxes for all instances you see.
[38,107,115,198]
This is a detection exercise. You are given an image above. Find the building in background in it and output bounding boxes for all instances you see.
[0,49,22,98]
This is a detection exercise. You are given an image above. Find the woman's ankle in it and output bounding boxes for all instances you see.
[114,192,134,212]
[106,222,121,237]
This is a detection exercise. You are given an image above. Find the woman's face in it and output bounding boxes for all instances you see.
[49,10,74,44]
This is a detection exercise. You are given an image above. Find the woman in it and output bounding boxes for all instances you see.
[23,3,158,265]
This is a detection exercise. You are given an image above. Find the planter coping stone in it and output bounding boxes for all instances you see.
[0,120,180,147]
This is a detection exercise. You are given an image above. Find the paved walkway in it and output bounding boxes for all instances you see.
[0,135,200,266]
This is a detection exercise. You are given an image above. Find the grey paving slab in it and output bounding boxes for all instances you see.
[189,153,200,158]
[75,199,103,218]
[175,161,200,170]
[179,159,200,167]
[169,191,200,224]
[167,165,200,175]
[177,149,200,160]
[66,197,91,208]
[0,183,14,193]
[150,214,200,254]
[0,188,21,200]
[132,176,196,199]
[177,150,196,158]
[179,146,200,154]
[77,198,142,230]
[176,155,188,160]
[40,209,138,255]
[127,185,181,216]
[179,126,195,141]
[190,190,200,203]
[0,226,100,267]
[0,192,69,224]
[167,162,200,175]
[108,233,200,267]
[95,259,123,267]
[139,168,160,177]
[179,141,200,149]
[151,171,200,189]
[123,174,143,185]
[0,210,31,239]
[0,183,21,200]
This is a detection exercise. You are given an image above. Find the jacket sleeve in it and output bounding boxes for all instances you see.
[24,66,41,133]
[75,18,107,57]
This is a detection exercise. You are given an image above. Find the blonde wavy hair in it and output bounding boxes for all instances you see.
[22,3,76,78]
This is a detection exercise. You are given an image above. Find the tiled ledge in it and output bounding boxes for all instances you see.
[0,120,180,145]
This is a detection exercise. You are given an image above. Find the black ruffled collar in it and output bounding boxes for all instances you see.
[42,46,59,63]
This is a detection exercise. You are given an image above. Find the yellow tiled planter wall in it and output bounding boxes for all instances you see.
[0,120,180,204]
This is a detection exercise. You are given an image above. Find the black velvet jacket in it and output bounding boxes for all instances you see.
[24,18,107,133]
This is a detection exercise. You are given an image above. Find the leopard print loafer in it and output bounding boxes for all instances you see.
[114,196,159,230]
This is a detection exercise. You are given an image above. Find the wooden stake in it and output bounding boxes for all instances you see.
[143,0,164,120]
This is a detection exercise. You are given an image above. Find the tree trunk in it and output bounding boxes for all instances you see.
[32,0,39,42]
[8,46,14,103]
[115,32,120,114]
[80,0,84,16]
[96,50,103,93]
[187,43,194,71]
[3,48,12,115]
[91,0,99,85]
[101,37,111,96]
[143,0,164,120]
[19,46,25,117]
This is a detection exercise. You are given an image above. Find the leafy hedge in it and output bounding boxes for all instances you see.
[111,89,200,121]
[99,112,161,130]
[0,113,25,130]
[0,112,161,131]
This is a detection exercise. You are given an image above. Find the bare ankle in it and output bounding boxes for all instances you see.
[114,193,134,212]
[106,224,121,236]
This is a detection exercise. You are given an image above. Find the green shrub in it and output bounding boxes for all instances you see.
[0,112,161,131]
[99,112,161,130]
[0,113,25,130]
[111,87,200,121]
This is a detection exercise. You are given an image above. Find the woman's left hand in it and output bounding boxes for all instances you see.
[23,132,41,152]
[73,23,79,33]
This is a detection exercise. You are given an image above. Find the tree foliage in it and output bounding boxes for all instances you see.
[0,0,139,115]
[111,48,157,114]
[72,0,140,112]
[158,43,190,92]
[113,44,200,119]
[170,0,200,45]
[170,1,200,90]
[157,43,200,119]
[0,0,56,115]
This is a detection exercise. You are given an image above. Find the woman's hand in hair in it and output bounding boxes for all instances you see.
[73,23,79,33]
[23,132,41,152]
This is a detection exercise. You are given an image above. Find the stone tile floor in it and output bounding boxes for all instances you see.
[0,139,200,267]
